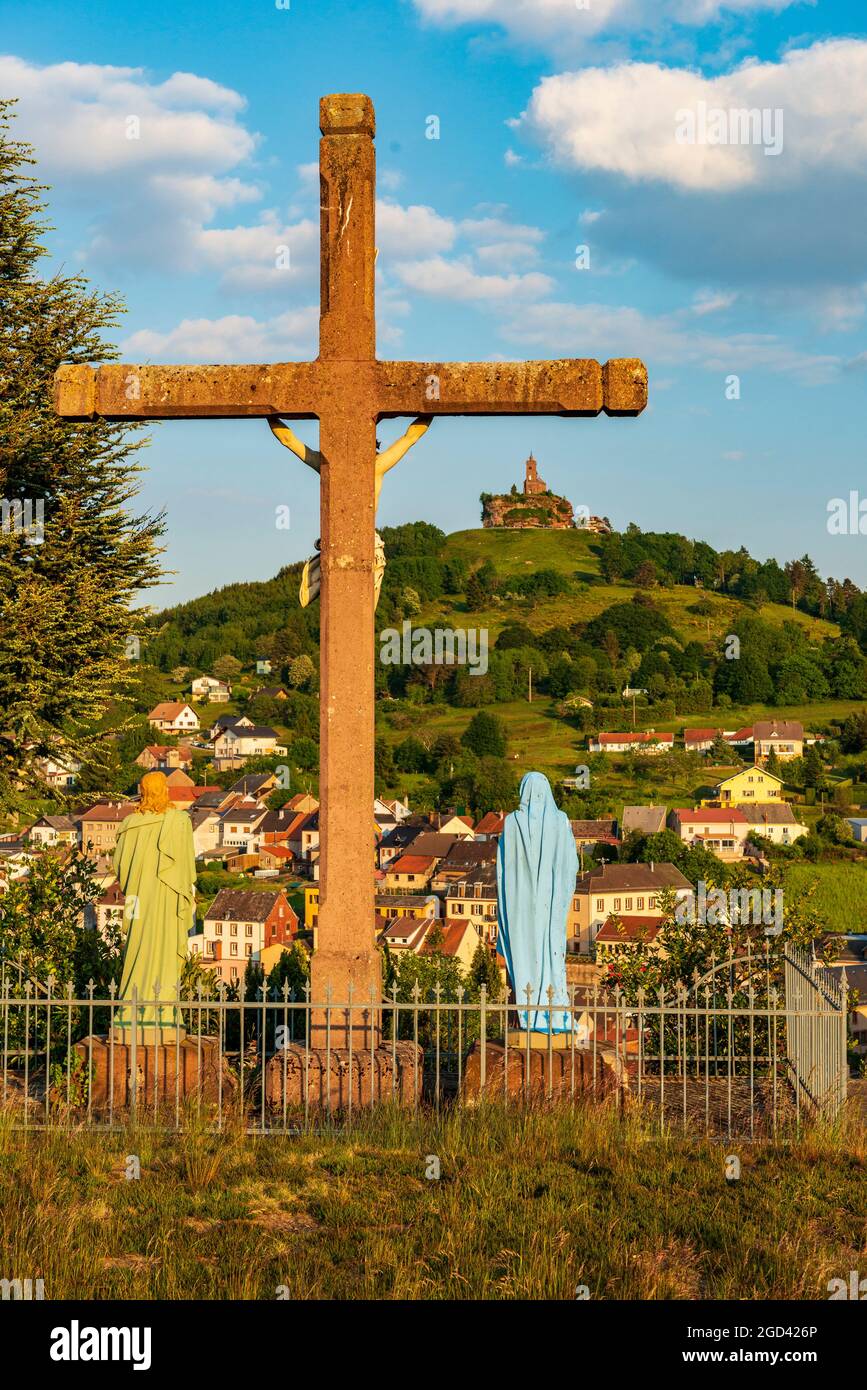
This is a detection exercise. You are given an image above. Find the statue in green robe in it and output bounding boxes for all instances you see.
[112,774,197,1044]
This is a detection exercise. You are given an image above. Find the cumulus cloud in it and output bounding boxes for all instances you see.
[499,299,840,384]
[122,307,319,362]
[517,41,867,192]
[514,40,867,299]
[393,256,554,304]
[411,0,806,55]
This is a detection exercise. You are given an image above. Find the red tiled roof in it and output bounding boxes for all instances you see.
[79,802,138,822]
[672,808,748,824]
[596,914,662,943]
[596,731,674,745]
[388,853,437,874]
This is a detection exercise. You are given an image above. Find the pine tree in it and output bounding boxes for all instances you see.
[0,101,165,804]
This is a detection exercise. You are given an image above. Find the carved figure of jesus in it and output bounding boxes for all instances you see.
[268,414,432,609]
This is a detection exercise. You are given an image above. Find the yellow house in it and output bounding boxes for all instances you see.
[304,884,320,930]
[713,766,784,806]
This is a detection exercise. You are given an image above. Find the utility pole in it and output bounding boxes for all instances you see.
[528,666,533,704]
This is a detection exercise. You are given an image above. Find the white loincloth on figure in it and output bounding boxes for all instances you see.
[299,532,386,610]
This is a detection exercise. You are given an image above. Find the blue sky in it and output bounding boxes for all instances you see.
[3,0,867,603]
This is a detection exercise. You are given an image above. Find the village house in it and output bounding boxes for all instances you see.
[713,766,785,806]
[739,803,808,845]
[35,752,81,788]
[429,838,496,895]
[571,818,619,857]
[683,728,723,755]
[374,795,411,824]
[378,823,423,869]
[252,685,289,702]
[148,702,200,734]
[570,862,693,956]
[209,713,254,739]
[374,892,439,924]
[258,805,308,850]
[230,772,279,800]
[382,852,439,894]
[594,915,667,962]
[377,913,440,956]
[211,723,285,770]
[189,807,221,858]
[444,864,498,947]
[257,844,296,875]
[86,880,126,942]
[420,919,484,970]
[753,719,804,762]
[407,831,467,862]
[135,744,193,772]
[219,807,268,852]
[620,805,667,838]
[667,808,750,861]
[27,814,78,848]
[428,812,475,837]
[474,811,506,841]
[191,675,231,703]
[193,888,298,985]
[77,802,138,860]
[588,732,674,755]
[298,812,320,865]
[728,727,756,750]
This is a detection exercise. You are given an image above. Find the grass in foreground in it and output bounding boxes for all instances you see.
[1,1101,864,1300]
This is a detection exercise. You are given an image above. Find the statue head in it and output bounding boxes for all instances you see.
[518,771,556,815]
[137,770,171,815]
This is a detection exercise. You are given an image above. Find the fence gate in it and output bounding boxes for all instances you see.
[783,943,848,1120]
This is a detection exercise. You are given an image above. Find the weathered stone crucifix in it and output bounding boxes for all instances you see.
[55,93,647,1048]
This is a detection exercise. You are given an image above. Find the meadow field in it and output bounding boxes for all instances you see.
[2,1102,864,1300]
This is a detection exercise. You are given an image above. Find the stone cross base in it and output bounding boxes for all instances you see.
[462,1040,624,1104]
[264,1042,423,1111]
[75,1034,234,1110]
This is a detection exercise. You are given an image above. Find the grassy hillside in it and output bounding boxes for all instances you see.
[435,529,839,648]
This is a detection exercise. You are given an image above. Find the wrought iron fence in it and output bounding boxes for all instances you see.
[0,945,849,1137]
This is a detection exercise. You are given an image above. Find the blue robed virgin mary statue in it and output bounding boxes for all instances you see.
[496,772,578,1033]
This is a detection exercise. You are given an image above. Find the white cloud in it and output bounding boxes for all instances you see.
[122,307,318,362]
[0,56,254,178]
[393,255,554,304]
[412,0,806,54]
[691,289,739,315]
[518,41,867,193]
[376,199,458,257]
[499,299,840,384]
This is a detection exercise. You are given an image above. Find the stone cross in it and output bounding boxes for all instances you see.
[54,92,647,1047]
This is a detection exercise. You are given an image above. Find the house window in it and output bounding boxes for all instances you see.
[595,898,604,911]
[625,898,633,911]
[213,923,222,936]
[246,923,253,936]
[245,944,252,957]
[614,898,621,911]
[637,897,644,909]
[649,896,657,909]
[231,923,238,936]
[230,943,238,957]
